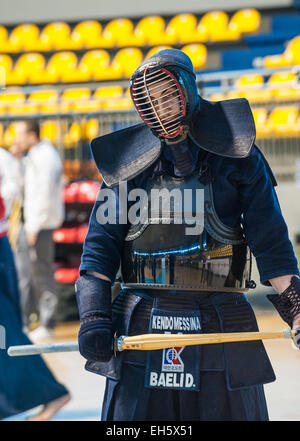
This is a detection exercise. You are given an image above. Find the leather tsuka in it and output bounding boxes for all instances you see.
[267,276,300,328]
[75,274,113,362]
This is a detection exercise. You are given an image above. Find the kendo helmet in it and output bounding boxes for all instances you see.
[130,49,200,141]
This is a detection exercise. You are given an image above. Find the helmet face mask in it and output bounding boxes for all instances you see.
[130,66,187,140]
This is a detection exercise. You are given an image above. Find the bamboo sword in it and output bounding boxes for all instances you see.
[7,329,296,357]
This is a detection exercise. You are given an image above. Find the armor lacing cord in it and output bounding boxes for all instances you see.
[267,276,300,328]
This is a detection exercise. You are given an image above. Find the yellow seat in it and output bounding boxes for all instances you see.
[134,16,168,46]
[70,20,104,49]
[61,88,91,112]
[96,48,143,80]
[0,90,26,114]
[28,89,59,113]
[7,53,46,85]
[0,123,3,145]
[229,9,261,34]
[40,120,58,144]
[3,123,17,148]
[102,18,135,47]
[8,24,40,52]
[181,44,207,70]
[198,10,241,42]
[66,49,111,82]
[84,119,99,141]
[94,85,123,108]
[268,71,298,100]
[41,22,79,51]
[165,14,198,45]
[0,26,9,51]
[252,107,271,137]
[263,36,300,67]
[0,54,13,85]
[64,121,83,148]
[30,51,78,84]
[267,106,299,137]
[235,74,264,89]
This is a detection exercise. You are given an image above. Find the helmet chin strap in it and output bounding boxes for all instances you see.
[164,127,197,177]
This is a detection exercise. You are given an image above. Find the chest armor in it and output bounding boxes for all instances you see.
[121,172,252,292]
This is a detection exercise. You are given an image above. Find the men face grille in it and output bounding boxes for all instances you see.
[130,67,186,139]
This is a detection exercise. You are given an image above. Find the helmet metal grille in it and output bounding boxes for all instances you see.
[131,67,186,139]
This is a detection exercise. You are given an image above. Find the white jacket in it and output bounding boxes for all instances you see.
[23,140,65,234]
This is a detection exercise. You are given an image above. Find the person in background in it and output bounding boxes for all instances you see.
[0,155,71,420]
[14,120,65,343]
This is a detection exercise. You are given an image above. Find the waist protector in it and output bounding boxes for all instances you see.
[121,172,252,292]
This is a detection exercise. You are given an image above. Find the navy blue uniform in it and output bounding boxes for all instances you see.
[79,145,299,421]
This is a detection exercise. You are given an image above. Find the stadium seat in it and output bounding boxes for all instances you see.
[134,16,168,46]
[66,49,111,82]
[53,227,78,243]
[77,180,101,203]
[229,9,261,34]
[84,119,99,141]
[40,120,58,144]
[0,25,9,51]
[70,20,104,49]
[39,21,80,51]
[267,106,299,136]
[262,35,300,67]
[0,54,13,85]
[30,51,78,84]
[28,89,59,113]
[7,53,46,85]
[235,74,264,89]
[2,123,17,148]
[0,90,26,114]
[7,24,41,52]
[0,123,3,145]
[166,14,198,45]
[61,88,91,112]
[268,71,300,100]
[252,107,271,137]
[198,10,240,42]
[54,267,79,284]
[76,224,89,243]
[181,44,207,70]
[95,47,143,80]
[63,121,83,147]
[102,18,136,47]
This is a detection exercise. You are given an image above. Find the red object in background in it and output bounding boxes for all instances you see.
[77,181,101,203]
[76,224,89,243]
[63,182,80,203]
[0,195,5,220]
[55,267,79,284]
[53,227,78,243]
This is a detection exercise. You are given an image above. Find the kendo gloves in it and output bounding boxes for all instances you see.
[267,276,300,348]
[75,274,113,362]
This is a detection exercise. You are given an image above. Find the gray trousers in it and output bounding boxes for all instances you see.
[14,226,58,328]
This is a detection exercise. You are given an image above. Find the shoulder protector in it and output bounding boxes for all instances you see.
[188,97,256,159]
[91,123,161,187]
[90,98,256,187]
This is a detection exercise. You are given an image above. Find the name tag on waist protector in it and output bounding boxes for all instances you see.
[145,308,202,391]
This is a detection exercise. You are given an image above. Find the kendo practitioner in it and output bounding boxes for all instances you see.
[76,49,300,421]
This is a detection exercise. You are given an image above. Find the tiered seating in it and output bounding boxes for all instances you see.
[0,9,260,54]
[261,36,300,68]
[209,70,300,103]
[0,85,134,116]
[252,106,300,137]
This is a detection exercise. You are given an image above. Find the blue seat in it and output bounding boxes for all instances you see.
[221,44,285,70]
